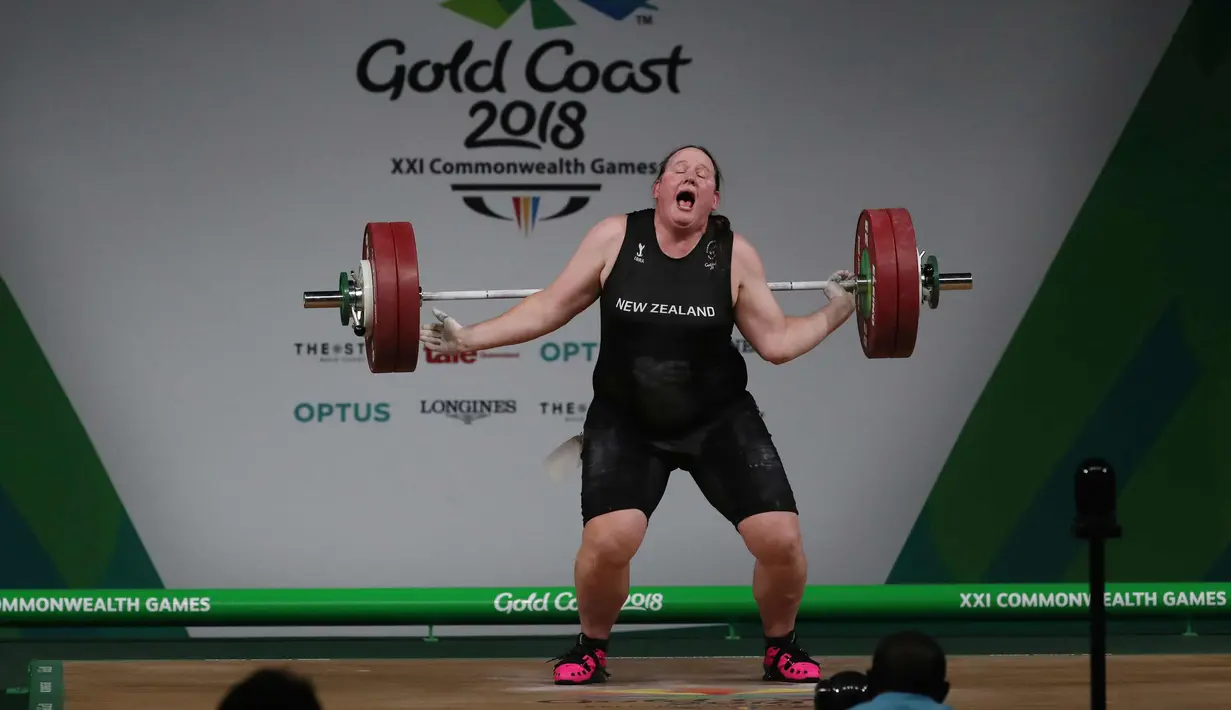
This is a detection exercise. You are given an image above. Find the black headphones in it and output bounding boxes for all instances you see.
[865,664,950,704]
[813,670,871,710]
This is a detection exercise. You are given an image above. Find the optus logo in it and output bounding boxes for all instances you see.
[540,341,598,362]
[493,591,663,614]
[294,402,391,423]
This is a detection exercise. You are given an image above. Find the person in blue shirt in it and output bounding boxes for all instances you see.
[850,630,953,710]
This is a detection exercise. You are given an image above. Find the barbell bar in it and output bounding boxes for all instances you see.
[305,273,972,307]
[300,209,974,373]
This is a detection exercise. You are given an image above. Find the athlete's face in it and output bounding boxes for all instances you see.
[653,148,719,231]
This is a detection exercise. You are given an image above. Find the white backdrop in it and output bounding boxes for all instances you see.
[0,0,1187,636]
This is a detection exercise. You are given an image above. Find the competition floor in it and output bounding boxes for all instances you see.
[55,653,1231,709]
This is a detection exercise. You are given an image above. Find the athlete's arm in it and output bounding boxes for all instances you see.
[731,233,855,365]
[459,215,623,351]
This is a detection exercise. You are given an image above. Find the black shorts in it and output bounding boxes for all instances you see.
[579,394,798,527]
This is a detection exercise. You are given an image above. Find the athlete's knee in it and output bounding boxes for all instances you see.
[580,509,648,568]
[739,512,804,565]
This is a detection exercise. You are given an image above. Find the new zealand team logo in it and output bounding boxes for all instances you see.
[363,1,685,235]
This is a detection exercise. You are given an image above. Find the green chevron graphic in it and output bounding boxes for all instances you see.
[441,0,655,30]
[890,0,1231,584]
[0,276,182,638]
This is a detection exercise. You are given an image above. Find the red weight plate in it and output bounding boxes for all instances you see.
[362,223,400,374]
[389,221,421,373]
[853,209,899,358]
[886,207,921,358]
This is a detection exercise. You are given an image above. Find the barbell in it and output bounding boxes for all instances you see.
[301,208,973,373]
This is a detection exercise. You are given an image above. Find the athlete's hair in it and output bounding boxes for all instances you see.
[654,144,722,192]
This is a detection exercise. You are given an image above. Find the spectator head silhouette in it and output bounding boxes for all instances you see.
[865,630,949,703]
[218,668,323,710]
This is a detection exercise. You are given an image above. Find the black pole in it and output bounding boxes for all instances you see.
[1088,536,1106,710]
[1072,459,1121,710]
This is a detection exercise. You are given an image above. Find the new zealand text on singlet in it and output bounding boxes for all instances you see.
[615,298,717,318]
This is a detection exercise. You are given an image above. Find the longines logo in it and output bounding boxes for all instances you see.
[421,399,517,425]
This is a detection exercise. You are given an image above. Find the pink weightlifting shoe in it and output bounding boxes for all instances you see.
[762,631,822,683]
[550,634,610,685]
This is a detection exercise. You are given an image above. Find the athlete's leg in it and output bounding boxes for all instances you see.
[552,423,671,685]
[738,511,806,638]
[687,398,818,682]
[575,509,648,639]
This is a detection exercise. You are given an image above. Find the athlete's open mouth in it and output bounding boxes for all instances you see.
[675,189,695,211]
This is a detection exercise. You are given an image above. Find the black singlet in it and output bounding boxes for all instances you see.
[585,208,750,437]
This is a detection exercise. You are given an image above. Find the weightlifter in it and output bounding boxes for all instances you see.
[419,145,856,685]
